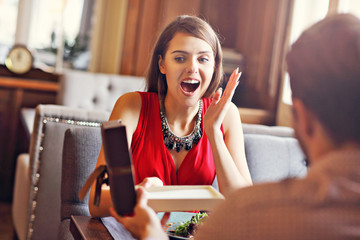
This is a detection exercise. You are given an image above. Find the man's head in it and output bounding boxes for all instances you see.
[287,14,360,151]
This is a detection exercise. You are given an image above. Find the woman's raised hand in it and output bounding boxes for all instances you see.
[204,68,241,138]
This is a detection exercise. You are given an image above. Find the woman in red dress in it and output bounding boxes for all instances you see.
[89,15,252,217]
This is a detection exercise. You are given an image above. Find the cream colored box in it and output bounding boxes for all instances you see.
[145,185,224,212]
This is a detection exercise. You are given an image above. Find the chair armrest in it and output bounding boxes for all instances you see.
[12,153,31,240]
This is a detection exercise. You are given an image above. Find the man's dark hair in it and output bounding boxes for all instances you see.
[286,14,360,144]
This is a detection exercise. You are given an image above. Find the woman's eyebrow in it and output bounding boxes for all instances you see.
[170,50,212,54]
[170,50,188,54]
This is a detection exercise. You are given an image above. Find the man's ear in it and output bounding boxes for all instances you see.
[158,55,166,74]
[292,99,315,138]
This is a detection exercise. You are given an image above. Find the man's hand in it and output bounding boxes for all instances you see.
[137,177,164,188]
[109,187,169,240]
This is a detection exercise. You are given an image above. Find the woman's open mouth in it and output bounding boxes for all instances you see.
[180,79,200,94]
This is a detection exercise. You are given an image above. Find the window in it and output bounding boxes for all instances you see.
[28,0,90,70]
[282,0,330,105]
[338,0,360,17]
[281,0,360,105]
[0,0,19,63]
[29,0,84,49]
[0,0,93,71]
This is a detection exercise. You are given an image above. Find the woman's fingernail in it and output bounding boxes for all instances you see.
[237,72,242,82]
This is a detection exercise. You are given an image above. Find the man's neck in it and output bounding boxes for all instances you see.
[311,142,360,165]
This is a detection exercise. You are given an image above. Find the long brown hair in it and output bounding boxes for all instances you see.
[146,15,223,100]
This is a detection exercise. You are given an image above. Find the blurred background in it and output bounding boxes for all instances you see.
[1,0,359,125]
[1,0,360,114]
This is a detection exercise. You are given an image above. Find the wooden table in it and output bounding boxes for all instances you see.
[70,212,196,240]
[70,216,114,240]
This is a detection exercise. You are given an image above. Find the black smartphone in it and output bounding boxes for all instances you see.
[101,120,136,216]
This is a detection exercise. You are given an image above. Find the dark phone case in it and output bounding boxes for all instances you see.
[101,120,137,216]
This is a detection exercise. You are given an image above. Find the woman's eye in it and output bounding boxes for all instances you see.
[175,56,185,62]
[199,57,209,63]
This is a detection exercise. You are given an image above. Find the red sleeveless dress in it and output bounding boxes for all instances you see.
[131,92,222,186]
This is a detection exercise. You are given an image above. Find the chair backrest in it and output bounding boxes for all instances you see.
[58,127,102,239]
[242,123,307,183]
[56,69,146,112]
[25,104,109,240]
[60,127,102,220]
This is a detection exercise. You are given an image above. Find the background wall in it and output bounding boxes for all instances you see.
[92,0,293,125]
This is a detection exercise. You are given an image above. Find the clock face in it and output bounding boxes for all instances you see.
[5,45,33,74]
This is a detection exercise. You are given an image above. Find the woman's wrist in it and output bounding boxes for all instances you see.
[204,125,222,141]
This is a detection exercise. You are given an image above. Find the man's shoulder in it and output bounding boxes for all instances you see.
[227,177,308,209]
[195,178,312,239]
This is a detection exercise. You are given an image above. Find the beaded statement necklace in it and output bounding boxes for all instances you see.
[160,100,203,152]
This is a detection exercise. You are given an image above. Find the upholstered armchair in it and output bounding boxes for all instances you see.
[13,70,146,240]
[12,104,109,240]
